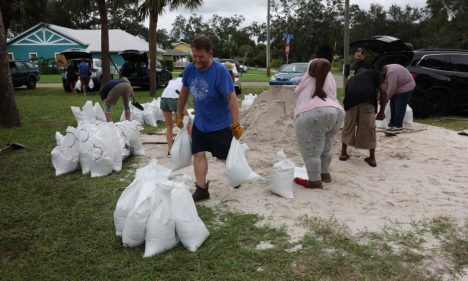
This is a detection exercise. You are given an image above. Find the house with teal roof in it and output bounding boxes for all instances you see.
[7,22,166,67]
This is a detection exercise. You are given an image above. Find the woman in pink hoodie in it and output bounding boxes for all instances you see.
[294,59,344,189]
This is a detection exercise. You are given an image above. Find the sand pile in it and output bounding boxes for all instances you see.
[138,87,468,242]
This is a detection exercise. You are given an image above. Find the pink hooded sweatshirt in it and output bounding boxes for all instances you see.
[294,59,343,118]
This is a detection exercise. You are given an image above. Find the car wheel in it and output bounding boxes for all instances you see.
[26,77,36,89]
[423,90,449,117]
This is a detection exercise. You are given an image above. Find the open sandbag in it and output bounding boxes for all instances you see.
[226,137,261,187]
[51,126,80,176]
[170,117,192,171]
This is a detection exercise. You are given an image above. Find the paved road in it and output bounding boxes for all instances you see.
[37,74,345,89]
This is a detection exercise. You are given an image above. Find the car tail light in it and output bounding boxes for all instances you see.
[410,72,418,80]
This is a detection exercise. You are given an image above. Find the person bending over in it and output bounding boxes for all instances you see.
[340,69,387,167]
[100,77,134,122]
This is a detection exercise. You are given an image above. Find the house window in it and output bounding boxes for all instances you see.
[8,53,14,60]
[29,52,38,61]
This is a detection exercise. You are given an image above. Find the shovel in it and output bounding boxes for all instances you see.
[0,142,27,153]
[132,96,144,111]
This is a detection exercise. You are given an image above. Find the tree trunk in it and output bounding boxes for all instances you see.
[0,8,21,127]
[97,0,111,85]
[148,9,158,97]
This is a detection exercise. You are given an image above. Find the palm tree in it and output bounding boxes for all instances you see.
[0,6,21,127]
[138,0,203,96]
[96,0,112,86]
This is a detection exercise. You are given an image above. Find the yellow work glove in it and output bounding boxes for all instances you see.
[231,122,244,140]
[175,115,183,129]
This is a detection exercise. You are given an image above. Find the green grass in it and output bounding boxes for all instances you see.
[415,117,468,131]
[1,87,466,280]
[241,69,272,82]
[39,74,62,83]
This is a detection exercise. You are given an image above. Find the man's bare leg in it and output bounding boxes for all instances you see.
[193,152,208,188]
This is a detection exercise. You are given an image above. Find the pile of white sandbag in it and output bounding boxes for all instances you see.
[120,98,164,127]
[51,101,145,177]
[114,160,210,257]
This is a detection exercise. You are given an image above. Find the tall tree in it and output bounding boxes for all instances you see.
[138,0,203,97]
[0,7,21,127]
[96,0,111,85]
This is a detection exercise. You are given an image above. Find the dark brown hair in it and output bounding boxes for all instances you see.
[192,36,213,52]
[309,59,331,100]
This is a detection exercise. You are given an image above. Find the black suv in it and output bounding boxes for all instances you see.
[118,50,172,89]
[9,60,40,89]
[351,36,468,117]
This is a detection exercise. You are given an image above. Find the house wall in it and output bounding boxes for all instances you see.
[174,43,191,53]
[7,43,85,61]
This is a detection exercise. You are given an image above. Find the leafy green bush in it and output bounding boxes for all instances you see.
[37,57,60,74]
[163,60,174,71]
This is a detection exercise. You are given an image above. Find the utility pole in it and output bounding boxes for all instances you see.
[343,0,350,88]
[266,0,271,77]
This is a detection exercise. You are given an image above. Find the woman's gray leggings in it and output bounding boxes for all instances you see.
[295,107,344,181]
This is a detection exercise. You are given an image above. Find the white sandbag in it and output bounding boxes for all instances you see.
[186,108,195,121]
[114,124,131,159]
[114,160,170,236]
[51,126,80,176]
[82,101,97,124]
[55,132,64,146]
[404,105,413,126]
[171,183,209,252]
[226,138,261,187]
[89,128,114,177]
[115,120,145,156]
[270,150,295,199]
[94,102,106,122]
[98,123,123,172]
[131,104,145,125]
[74,79,81,92]
[170,118,192,171]
[241,94,256,112]
[71,106,86,125]
[376,104,413,129]
[144,199,178,257]
[143,103,157,127]
[122,196,151,247]
[89,78,94,90]
[77,124,98,174]
[150,98,164,122]
[294,165,308,180]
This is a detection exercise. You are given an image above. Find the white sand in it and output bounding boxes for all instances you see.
[139,86,468,241]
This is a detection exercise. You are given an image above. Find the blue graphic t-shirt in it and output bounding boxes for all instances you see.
[182,60,235,132]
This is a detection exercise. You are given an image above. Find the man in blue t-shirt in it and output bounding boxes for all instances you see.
[176,36,243,202]
[78,59,92,96]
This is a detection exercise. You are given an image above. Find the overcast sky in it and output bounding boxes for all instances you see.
[154,0,427,31]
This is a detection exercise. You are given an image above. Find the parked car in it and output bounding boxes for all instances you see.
[269,62,308,85]
[214,58,242,95]
[60,48,103,92]
[239,64,249,73]
[118,50,172,89]
[351,35,468,117]
[9,60,40,89]
[217,58,241,72]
